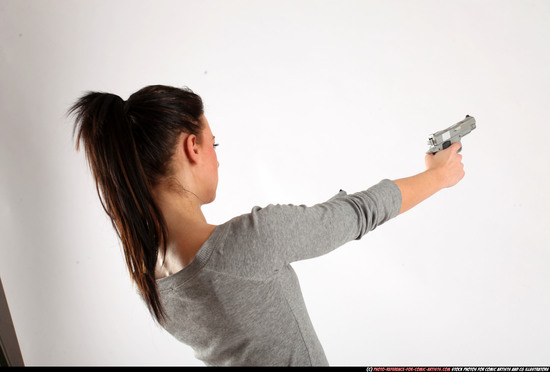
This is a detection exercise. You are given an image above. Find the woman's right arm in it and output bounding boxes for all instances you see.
[393,141,465,215]
[221,141,465,275]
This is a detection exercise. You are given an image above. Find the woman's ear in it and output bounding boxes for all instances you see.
[183,133,200,164]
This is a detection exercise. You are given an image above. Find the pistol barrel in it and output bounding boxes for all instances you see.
[427,115,476,154]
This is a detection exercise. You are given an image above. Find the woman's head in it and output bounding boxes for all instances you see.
[69,84,210,323]
[176,114,219,204]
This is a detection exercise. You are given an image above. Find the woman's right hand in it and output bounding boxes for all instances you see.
[424,142,465,189]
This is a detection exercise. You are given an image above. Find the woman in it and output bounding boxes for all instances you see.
[69,84,464,366]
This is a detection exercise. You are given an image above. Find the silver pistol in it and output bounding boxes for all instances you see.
[427,115,476,154]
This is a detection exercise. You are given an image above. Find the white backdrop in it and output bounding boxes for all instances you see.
[1,0,549,366]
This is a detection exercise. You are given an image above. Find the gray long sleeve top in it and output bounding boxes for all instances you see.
[156,179,402,366]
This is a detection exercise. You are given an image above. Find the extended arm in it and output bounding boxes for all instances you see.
[393,142,465,214]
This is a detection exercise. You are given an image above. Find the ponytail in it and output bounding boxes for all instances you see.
[69,85,204,324]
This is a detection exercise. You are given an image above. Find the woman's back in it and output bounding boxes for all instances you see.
[157,180,402,366]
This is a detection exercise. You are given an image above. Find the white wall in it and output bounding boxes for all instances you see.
[1,0,549,366]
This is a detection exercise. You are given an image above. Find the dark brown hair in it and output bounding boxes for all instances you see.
[68,85,204,323]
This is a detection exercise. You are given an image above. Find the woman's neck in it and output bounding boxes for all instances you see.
[153,188,216,279]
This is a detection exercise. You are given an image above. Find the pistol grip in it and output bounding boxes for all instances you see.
[443,140,463,153]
